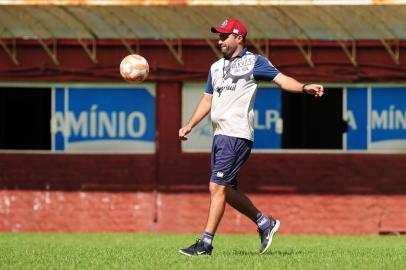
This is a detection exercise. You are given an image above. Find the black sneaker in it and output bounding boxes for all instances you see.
[179,239,213,256]
[258,218,280,254]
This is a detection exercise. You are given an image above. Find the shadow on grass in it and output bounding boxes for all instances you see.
[270,250,307,256]
[222,249,307,256]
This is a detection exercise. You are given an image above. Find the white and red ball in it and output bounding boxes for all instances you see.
[119,54,149,83]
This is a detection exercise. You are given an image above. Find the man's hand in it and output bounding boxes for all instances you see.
[179,95,212,141]
[179,125,192,140]
[303,84,324,97]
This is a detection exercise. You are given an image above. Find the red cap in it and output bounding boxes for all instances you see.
[211,18,248,37]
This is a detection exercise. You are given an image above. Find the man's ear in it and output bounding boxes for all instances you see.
[236,35,244,44]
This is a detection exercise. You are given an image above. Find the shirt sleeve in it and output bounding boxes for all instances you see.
[253,55,280,82]
[204,71,213,95]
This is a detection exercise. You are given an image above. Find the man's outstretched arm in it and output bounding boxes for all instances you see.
[179,94,213,140]
[274,73,324,97]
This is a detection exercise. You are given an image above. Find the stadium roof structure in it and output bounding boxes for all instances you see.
[0,0,405,66]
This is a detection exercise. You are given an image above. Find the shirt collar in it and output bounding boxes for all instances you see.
[225,48,248,60]
[237,48,248,57]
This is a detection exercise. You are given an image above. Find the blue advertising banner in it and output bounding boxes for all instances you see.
[51,86,155,152]
[370,87,406,150]
[252,87,282,149]
[346,86,406,151]
[346,87,368,150]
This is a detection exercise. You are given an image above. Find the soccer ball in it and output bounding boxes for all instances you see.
[119,54,149,83]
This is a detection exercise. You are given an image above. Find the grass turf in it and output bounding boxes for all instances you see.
[0,233,405,270]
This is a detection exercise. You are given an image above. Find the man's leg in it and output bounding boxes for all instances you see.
[225,186,260,222]
[225,186,280,254]
[179,182,225,256]
[204,182,227,234]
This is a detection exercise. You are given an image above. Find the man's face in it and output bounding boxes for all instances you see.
[218,33,239,57]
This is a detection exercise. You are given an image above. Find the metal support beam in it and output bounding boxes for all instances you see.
[338,40,357,67]
[38,38,59,66]
[263,6,314,68]
[380,39,400,65]
[0,38,19,65]
[368,7,400,65]
[88,7,140,55]
[108,7,140,55]
[246,38,268,58]
[314,6,358,67]
[0,21,19,65]
[292,39,313,68]
[3,6,59,65]
[134,7,183,65]
[205,38,222,59]
[76,38,97,64]
[351,6,400,65]
[54,6,98,63]
[249,39,269,58]
[148,7,185,65]
[178,7,222,59]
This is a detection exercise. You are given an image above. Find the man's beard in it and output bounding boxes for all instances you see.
[221,45,235,58]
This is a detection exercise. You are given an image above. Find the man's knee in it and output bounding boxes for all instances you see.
[209,182,226,196]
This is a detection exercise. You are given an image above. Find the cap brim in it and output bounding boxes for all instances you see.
[211,27,230,34]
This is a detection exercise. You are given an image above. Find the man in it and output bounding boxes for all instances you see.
[178,18,324,256]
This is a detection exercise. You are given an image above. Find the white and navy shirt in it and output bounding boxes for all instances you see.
[205,48,280,141]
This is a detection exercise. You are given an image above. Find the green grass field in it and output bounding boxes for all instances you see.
[0,233,405,270]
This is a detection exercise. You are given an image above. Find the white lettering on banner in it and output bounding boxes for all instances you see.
[67,111,87,137]
[90,105,97,138]
[51,105,147,139]
[127,112,146,137]
[372,110,387,129]
[119,111,126,137]
[254,109,283,134]
[346,110,357,130]
[372,105,406,130]
[99,111,117,137]
[396,111,406,129]
[52,112,66,135]
[255,110,265,129]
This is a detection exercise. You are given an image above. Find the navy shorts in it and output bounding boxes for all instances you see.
[210,135,253,189]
